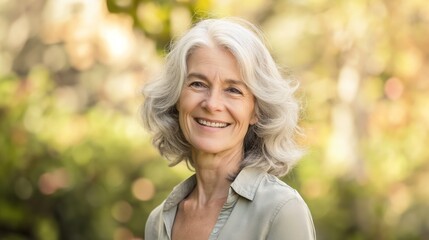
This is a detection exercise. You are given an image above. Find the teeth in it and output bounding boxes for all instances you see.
[197,119,228,128]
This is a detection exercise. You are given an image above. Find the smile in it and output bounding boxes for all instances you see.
[196,118,230,128]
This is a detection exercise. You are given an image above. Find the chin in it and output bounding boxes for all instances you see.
[191,140,243,156]
[193,145,223,154]
[190,140,224,154]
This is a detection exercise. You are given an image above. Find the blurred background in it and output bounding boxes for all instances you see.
[1,0,428,239]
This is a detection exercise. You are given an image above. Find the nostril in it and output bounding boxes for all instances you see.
[203,91,224,111]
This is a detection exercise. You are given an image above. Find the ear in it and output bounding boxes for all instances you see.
[175,101,180,112]
[249,103,258,125]
[250,114,258,125]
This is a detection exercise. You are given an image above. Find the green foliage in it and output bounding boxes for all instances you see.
[0,66,181,239]
[106,0,212,51]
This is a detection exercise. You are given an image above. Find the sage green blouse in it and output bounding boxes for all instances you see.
[145,167,316,240]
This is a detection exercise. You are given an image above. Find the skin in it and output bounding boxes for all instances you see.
[172,45,257,240]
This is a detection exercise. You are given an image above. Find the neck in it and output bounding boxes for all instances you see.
[189,148,242,206]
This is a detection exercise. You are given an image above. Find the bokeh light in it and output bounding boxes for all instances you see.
[132,178,155,201]
[384,77,404,101]
[111,201,133,223]
[38,168,70,195]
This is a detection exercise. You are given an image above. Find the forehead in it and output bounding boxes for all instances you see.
[186,45,241,79]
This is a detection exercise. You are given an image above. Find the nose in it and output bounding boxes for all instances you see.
[202,89,223,112]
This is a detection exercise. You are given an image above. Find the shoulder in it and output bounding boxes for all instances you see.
[256,172,315,224]
[255,173,316,239]
[147,202,164,223]
[144,202,164,239]
[256,172,302,206]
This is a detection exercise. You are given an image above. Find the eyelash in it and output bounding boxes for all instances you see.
[226,87,243,95]
[189,81,207,88]
[189,81,243,95]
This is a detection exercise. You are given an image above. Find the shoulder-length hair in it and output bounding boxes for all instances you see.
[141,18,303,177]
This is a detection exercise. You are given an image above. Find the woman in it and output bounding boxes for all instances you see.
[142,18,316,240]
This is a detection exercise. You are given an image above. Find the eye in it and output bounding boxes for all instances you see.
[189,81,207,89]
[226,87,243,95]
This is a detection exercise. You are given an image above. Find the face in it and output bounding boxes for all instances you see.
[176,45,257,156]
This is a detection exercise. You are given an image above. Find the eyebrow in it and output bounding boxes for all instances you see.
[187,72,246,86]
[187,72,208,81]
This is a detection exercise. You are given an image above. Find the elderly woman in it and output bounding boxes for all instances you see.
[142,18,316,240]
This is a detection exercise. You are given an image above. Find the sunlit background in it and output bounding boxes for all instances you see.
[1,0,428,239]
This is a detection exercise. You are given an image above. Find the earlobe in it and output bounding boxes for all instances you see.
[175,102,180,111]
[250,115,258,125]
[250,102,259,125]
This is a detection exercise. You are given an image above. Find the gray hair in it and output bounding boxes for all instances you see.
[141,18,303,177]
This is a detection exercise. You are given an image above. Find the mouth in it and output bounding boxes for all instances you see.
[195,118,230,128]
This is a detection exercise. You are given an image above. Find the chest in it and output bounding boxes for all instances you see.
[171,201,224,240]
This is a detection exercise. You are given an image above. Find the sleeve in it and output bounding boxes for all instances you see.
[266,196,316,240]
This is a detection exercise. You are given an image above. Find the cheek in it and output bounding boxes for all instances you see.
[245,100,257,124]
[176,91,189,113]
[177,92,196,124]
[177,89,187,109]
[178,90,204,113]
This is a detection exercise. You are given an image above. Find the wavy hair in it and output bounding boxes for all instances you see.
[141,18,303,177]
